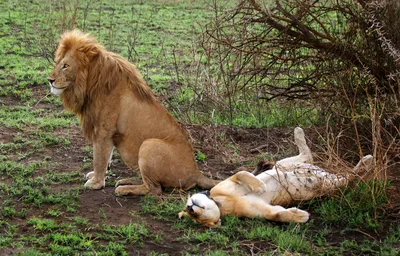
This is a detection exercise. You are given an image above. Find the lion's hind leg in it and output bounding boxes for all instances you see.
[115,184,161,196]
[233,195,309,223]
[115,156,162,196]
[116,139,170,196]
[115,178,141,187]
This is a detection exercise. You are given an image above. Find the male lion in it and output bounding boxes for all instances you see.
[179,127,374,227]
[47,29,218,195]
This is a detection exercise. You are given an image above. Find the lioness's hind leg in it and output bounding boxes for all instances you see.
[234,196,309,223]
[231,171,266,194]
[275,207,309,223]
[294,127,313,162]
[275,127,313,169]
[353,155,374,174]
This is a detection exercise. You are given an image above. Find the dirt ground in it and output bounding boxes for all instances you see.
[61,123,400,254]
[1,85,399,255]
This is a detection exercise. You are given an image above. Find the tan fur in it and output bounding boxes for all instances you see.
[48,30,218,194]
[179,127,374,227]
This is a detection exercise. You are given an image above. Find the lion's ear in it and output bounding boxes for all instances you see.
[80,44,100,60]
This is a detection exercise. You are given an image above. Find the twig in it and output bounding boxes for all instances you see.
[250,144,269,153]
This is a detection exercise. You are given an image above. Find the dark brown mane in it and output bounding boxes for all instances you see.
[55,29,156,141]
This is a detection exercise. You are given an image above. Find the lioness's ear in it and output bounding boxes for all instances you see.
[178,211,188,219]
[206,219,221,228]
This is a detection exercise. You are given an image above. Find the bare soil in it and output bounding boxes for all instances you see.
[1,85,399,255]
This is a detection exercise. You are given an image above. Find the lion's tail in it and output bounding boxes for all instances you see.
[196,174,220,189]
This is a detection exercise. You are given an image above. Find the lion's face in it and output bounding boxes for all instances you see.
[179,192,221,228]
[48,54,79,95]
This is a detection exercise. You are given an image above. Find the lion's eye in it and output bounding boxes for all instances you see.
[62,64,69,70]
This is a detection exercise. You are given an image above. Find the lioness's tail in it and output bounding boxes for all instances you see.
[196,174,220,189]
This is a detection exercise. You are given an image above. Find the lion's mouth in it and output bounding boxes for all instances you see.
[48,77,68,90]
[51,85,68,90]
[49,81,68,95]
[49,83,68,90]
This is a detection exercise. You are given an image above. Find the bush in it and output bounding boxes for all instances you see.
[199,0,400,178]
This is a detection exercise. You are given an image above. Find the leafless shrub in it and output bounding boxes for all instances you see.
[32,0,84,63]
[200,0,400,180]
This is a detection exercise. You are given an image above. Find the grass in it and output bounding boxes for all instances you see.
[0,0,398,255]
[307,181,389,229]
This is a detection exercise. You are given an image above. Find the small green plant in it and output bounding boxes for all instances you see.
[193,229,229,246]
[140,194,184,221]
[1,206,17,217]
[47,208,62,217]
[100,241,127,256]
[195,149,207,162]
[68,216,89,226]
[0,221,17,247]
[244,222,311,253]
[48,232,95,251]
[102,221,149,244]
[28,218,58,232]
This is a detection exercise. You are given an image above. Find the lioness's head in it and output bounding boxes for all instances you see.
[178,191,221,228]
[47,29,101,96]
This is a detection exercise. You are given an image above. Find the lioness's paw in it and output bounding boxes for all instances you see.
[84,178,105,190]
[288,207,309,223]
[85,171,95,179]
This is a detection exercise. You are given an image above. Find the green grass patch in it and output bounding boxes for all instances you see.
[140,194,185,221]
[309,181,389,229]
[0,0,396,255]
[0,106,76,130]
[102,221,149,244]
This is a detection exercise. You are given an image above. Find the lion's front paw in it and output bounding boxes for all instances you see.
[288,207,309,223]
[84,178,105,190]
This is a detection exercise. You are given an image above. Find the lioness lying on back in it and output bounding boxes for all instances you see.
[179,127,374,227]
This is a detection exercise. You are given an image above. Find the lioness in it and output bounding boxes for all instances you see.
[47,30,218,195]
[179,127,374,227]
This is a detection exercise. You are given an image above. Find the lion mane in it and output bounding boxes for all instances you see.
[56,30,154,141]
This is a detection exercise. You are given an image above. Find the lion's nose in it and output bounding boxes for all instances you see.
[186,205,194,214]
[48,78,55,84]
